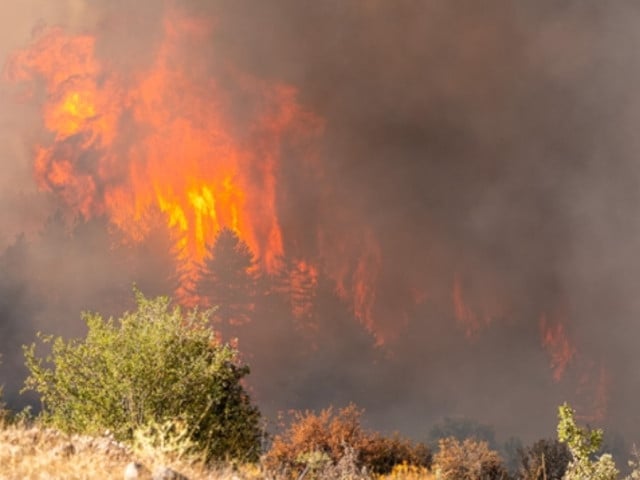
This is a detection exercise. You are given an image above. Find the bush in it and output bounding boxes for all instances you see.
[516,438,570,480]
[264,404,431,477]
[22,290,262,462]
[557,403,618,480]
[361,433,432,475]
[433,437,509,480]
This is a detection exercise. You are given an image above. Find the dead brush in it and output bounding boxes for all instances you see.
[263,404,430,479]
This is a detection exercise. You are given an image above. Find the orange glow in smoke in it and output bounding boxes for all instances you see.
[576,362,610,422]
[452,276,481,338]
[539,312,576,382]
[289,260,319,323]
[451,274,503,338]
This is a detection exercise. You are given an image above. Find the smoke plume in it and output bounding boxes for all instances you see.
[2,0,640,445]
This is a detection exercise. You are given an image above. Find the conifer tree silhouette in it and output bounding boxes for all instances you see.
[199,228,258,325]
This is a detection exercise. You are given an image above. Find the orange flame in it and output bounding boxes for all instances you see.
[452,276,481,338]
[6,8,387,339]
[289,260,319,324]
[451,274,502,338]
[539,312,576,382]
[6,13,322,306]
[329,228,383,343]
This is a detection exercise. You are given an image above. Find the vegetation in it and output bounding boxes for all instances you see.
[264,404,431,478]
[516,438,570,480]
[22,290,262,463]
[7,289,640,479]
[0,421,267,480]
[198,228,259,325]
[433,436,508,480]
[557,402,619,480]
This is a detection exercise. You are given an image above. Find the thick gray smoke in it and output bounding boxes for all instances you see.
[2,0,640,448]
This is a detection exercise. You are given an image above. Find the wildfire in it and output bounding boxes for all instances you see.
[1,6,619,422]
[5,12,317,306]
[451,274,503,339]
[539,312,576,382]
[5,7,387,338]
[289,260,319,322]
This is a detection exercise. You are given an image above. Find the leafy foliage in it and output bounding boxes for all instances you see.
[557,402,619,480]
[433,437,509,480]
[23,290,262,462]
[516,438,570,480]
[264,404,431,477]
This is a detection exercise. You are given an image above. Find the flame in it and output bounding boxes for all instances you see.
[6,7,387,338]
[328,228,383,343]
[351,233,382,333]
[452,276,481,338]
[6,12,323,306]
[1,9,619,416]
[289,260,319,323]
[451,274,502,338]
[539,312,576,382]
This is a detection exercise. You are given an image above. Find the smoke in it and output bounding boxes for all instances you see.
[2,0,640,445]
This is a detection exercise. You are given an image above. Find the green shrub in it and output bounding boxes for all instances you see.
[22,290,262,462]
[557,402,619,480]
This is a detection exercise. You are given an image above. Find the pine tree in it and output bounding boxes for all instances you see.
[198,228,258,325]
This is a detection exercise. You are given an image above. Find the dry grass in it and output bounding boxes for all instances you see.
[0,421,263,480]
[0,421,437,479]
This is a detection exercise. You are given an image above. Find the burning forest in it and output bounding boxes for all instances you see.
[1,0,640,450]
